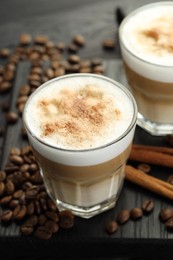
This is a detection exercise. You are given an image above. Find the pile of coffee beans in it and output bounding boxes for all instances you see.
[0,145,74,240]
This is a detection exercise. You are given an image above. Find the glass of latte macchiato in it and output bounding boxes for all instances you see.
[23,73,137,218]
[119,2,173,135]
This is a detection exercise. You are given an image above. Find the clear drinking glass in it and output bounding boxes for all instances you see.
[119,2,173,136]
[23,73,137,218]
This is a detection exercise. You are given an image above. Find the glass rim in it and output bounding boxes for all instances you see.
[23,73,137,153]
[119,1,173,68]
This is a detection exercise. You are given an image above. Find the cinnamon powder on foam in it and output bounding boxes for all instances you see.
[37,85,121,148]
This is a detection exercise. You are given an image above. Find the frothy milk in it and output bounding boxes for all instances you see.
[23,74,137,218]
[120,2,173,82]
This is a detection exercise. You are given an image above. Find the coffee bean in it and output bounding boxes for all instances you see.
[25,215,38,227]
[10,147,21,155]
[59,210,74,229]
[47,199,57,212]
[73,34,85,47]
[0,195,12,205]
[0,210,13,222]
[0,48,10,58]
[45,220,59,233]
[102,39,115,50]
[5,180,15,195]
[9,199,20,209]
[35,226,52,240]
[13,205,27,220]
[142,199,154,214]
[21,224,34,235]
[35,200,42,215]
[0,81,12,93]
[38,214,47,225]
[19,33,32,45]
[13,189,25,199]
[26,201,35,216]
[26,186,39,200]
[165,217,173,229]
[105,220,119,234]
[0,181,5,196]
[130,207,143,220]
[46,211,59,222]
[68,54,80,64]
[67,43,78,53]
[0,171,6,182]
[6,111,19,124]
[117,209,130,224]
[159,208,173,222]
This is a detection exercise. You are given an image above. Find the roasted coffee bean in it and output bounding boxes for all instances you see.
[105,220,119,234]
[13,205,27,220]
[73,34,85,47]
[26,201,35,216]
[6,111,19,124]
[45,220,59,233]
[59,210,74,229]
[142,199,154,214]
[46,211,59,222]
[25,215,38,227]
[68,54,80,64]
[137,163,151,173]
[21,145,32,155]
[91,58,102,67]
[0,171,6,182]
[117,209,130,224]
[44,68,54,79]
[3,70,14,81]
[0,181,5,196]
[167,175,173,185]
[29,163,38,173]
[0,48,10,58]
[0,210,13,222]
[92,65,104,74]
[165,217,173,229]
[13,189,25,199]
[38,214,47,225]
[67,43,78,53]
[19,164,30,173]
[130,208,143,220]
[26,186,39,199]
[19,85,30,96]
[19,33,32,45]
[10,147,21,155]
[0,195,12,205]
[54,67,65,77]
[39,198,47,211]
[102,39,115,50]
[9,199,20,209]
[0,81,12,93]
[35,226,52,240]
[159,208,173,222]
[21,223,34,236]
[5,181,15,195]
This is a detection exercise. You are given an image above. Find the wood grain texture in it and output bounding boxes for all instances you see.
[0,0,173,259]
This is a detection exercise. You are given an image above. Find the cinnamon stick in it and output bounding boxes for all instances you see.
[133,144,173,155]
[125,165,173,200]
[129,147,173,168]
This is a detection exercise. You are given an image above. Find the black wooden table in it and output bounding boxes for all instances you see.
[0,0,173,259]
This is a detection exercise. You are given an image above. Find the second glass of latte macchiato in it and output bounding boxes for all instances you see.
[119,2,173,136]
[23,73,137,218]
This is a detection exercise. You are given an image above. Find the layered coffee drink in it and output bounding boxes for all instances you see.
[23,73,137,218]
[119,2,173,135]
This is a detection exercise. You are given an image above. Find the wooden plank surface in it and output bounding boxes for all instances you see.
[0,0,173,259]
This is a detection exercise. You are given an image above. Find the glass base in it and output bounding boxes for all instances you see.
[55,195,117,219]
[137,113,173,136]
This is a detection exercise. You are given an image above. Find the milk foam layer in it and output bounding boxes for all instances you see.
[24,74,136,166]
[120,2,173,82]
